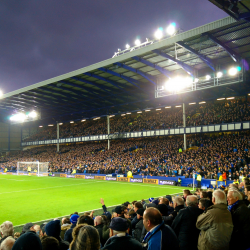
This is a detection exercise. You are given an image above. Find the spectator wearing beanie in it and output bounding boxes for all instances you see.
[64,214,79,243]
[102,217,142,250]
[70,225,100,250]
[45,220,69,250]
[12,231,42,250]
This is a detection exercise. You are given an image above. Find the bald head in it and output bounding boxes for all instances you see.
[94,216,102,226]
[143,207,162,231]
[186,195,198,207]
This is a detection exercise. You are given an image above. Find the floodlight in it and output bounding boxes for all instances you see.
[59,123,63,125]
[48,124,54,126]
[145,109,151,112]
[118,48,121,52]
[81,119,86,122]
[135,39,141,46]
[0,90,3,97]
[125,44,130,49]
[165,76,192,92]
[166,23,176,36]
[28,111,37,118]
[226,97,235,100]
[189,102,196,105]
[126,112,131,115]
[154,28,163,40]
[199,101,206,104]
[10,113,26,122]
[194,78,199,83]
[228,67,237,76]
[137,111,142,113]
[217,98,225,101]
[70,121,74,123]
[216,72,223,78]
[121,114,126,116]
[156,108,161,111]
[39,125,43,128]
[206,75,211,80]
[165,106,171,109]
[109,115,115,118]
[175,105,181,108]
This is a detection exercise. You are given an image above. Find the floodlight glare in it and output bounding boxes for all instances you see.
[228,67,238,76]
[28,111,37,118]
[70,121,74,123]
[137,111,142,113]
[206,75,211,80]
[165,76,192,92]
[135,39,141,46]
[125,44,130,49]
[194,78,199,83]
[39,125,43,128]
[154,28,163,40]
[216,72,223,78]
[81,119,86,122]
[0,90,3,97]
[166,23,176,36]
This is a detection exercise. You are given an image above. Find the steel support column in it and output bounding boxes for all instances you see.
[183,103,187,151]
[57,122,59,152]
[107,115,110,150]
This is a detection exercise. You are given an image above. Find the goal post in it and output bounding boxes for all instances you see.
[17,162,49,176]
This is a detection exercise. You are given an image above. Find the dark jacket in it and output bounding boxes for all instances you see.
[172,206,203,250]
[95,223,106,246]
[132,219,144,242]
[163,205,184,226]
[142,221,179,250]
[64,223,76,243]
[102,234,142,250]
[229,200,250,250]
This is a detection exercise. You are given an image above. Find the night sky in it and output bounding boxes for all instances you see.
[0,0,227,94]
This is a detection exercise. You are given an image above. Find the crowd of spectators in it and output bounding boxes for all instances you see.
[2,131,250,182]
[23,97,250,142]
[1,183,250,250]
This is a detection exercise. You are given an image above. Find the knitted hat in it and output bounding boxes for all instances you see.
[12,231,42,250]
[45,220,61,238]
[149,198,154,202]
[70,214,79,224]
[109,217,128,231]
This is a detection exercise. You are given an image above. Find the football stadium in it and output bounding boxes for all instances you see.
[0,1,250,250]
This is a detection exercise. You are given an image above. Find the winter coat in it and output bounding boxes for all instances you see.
[196,203,233,250]
[229,200,250,250]
[132,219,143,242]
[172,206,203,250]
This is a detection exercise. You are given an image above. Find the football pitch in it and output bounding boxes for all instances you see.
[0,174,190,226]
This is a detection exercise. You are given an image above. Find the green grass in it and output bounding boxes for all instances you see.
[0,175,190,226]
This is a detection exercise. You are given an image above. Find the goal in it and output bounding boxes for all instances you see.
[17,162,49,176]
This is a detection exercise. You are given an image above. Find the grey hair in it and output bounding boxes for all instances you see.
[213,190,227,204]
[174,196,184,206]
[186,195,198,207]
[228,189,243,200]
[0,222,14,237]
[0,236,15,250]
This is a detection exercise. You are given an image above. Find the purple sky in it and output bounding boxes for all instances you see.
[0,0,227,94]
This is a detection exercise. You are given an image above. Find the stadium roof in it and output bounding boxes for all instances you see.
[0,16,250,125]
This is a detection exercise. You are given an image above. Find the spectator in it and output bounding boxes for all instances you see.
[41,236,60,250]
[198,198,212,211]
[102,217,142,250]
[132,208,144,242]
[21,222,36,235]
[0,221,14,245]
[64,214,79,243]
[60,218,71,239]
[70,225,100,250]
[172,195,203,250]
[34,225,43,239]
[44,220,69,250]
[142,207,179,250]
[12,231,42,250]
[94,216,106,246]
[227,189,250,250]
[0,236,15,250]
[196,190,233,250]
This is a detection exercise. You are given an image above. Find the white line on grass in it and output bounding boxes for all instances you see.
[0,178,24,181]
[13,192,183,228]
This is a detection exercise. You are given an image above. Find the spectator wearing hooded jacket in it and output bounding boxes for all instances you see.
[45,220,69,250]
[196,190,233,250]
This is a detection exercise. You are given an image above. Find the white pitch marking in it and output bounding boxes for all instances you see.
[0,178,24,181]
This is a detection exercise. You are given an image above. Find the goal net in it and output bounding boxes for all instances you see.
[17,162,49,176]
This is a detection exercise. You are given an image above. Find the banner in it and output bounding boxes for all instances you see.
[143,179,158,184]
[117,177,129,182]
[130,178,143,183]
[106,177,117,181]
[7,172,13,175]
[43,173,49,176]
[67,175,76,178]
[85,175,95,179]
[30,173,37,176]
[159,180,175,185]
[60,174,67,178]
[95,176,106,180]
[75,175,85,179]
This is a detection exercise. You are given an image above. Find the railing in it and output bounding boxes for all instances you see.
[21,121,250,147]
